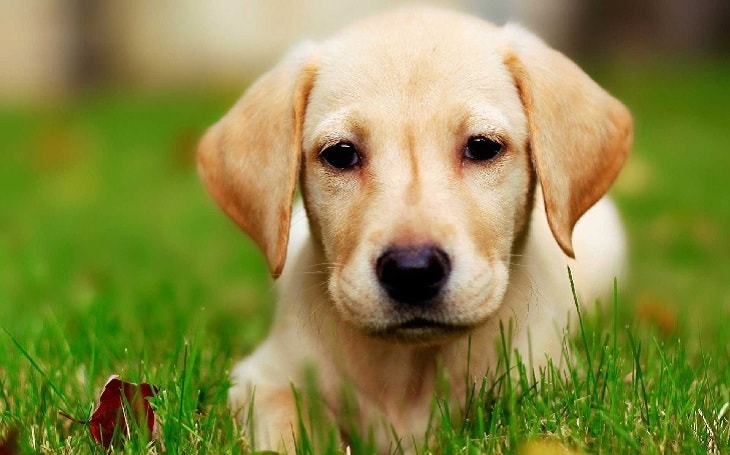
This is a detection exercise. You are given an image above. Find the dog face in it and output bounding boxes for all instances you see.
[300,18,531,340]
[198,8,631,343]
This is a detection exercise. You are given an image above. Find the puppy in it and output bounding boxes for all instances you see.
[198,7,631,453]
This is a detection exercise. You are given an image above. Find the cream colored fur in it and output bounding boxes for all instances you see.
[197,7,632,453]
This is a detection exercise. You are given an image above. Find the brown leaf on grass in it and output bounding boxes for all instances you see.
[637,296,677,336]
[0,428,19,455]
[89,375,158,448]
[60,375,159,449]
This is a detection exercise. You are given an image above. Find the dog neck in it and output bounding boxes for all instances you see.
[275,237,514,440]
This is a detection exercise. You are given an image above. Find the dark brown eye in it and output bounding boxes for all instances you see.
[319,142,361,169]
[464,136,503,161]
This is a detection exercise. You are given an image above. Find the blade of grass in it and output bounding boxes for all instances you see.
[568,266,594,385]
[626,328,650,426]
[2,326,74,412]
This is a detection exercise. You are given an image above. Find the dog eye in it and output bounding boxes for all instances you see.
[464,136,503,161]
[319,142,361,170]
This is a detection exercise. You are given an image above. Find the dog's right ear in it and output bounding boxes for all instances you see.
[197,45,318,277]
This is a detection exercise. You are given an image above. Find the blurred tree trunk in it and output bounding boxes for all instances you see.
[68,0,109,89]
[576,0,730,57]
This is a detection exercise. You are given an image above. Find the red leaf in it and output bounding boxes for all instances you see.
[88,375,158,449]
[0,429,19,455]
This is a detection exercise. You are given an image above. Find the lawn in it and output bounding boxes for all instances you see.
[1,59,728,454]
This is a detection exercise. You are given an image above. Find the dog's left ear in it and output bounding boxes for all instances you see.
[502,25,632,258]
[197,45,318,277]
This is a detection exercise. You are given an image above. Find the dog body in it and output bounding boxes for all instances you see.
[198,7,631,453]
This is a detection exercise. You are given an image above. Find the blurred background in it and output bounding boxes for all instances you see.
[1,0,729,343]
[2,0,729,103]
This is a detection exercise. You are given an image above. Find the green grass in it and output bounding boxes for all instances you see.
[1,59,729,453]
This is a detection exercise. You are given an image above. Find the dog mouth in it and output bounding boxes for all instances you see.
[372,317,471,343]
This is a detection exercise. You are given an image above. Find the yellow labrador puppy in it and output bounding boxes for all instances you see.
[198,6,631,453]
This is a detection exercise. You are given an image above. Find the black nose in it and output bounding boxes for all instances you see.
[376,245,451,305]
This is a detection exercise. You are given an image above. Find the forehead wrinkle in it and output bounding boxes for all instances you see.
[404,123,421,205]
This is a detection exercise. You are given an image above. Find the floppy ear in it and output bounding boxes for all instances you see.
[197,46,317,277]
[502,25,632,258]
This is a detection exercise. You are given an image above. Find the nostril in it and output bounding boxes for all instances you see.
[376,245,451,305]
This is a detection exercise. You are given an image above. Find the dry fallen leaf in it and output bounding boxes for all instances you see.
[61,374,158,449]
[89,375,158,448]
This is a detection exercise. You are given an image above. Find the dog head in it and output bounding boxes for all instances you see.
[198,8,632,343]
